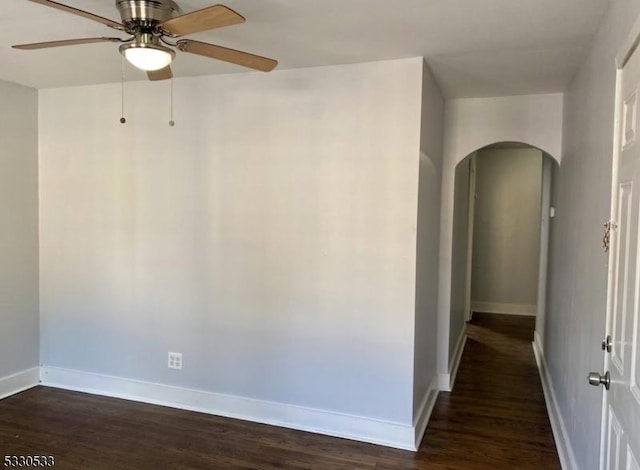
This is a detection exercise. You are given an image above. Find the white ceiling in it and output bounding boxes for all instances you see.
[0,0,610,97]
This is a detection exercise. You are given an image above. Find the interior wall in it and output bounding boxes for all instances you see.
[438,93,563,379]
[463,156,477,321]
[413,59,445,420]
[544,1,640,468]
[38,58,426,427]
[535,154,554,348]
[471,147,542,314]
[448,156,471,362]
[0,79,39,382]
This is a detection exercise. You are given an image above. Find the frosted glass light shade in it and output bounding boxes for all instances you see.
[122,44,174,71]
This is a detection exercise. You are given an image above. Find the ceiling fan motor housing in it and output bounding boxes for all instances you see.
[116,0,178,30]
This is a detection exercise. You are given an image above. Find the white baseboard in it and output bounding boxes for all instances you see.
[0,367,40,400]
[439,331,467,392]
[40,365,418,451]
[449,332,467,391]
[472,301,536,316]
[532,334,578,470]
[413,376,439,449]
[437,373,450,390]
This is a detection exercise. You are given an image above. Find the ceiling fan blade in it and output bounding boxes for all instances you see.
[147,66,173,81]
[27,0,124,30]
[160,5,245,37]
[13,37,124,50]
[177,39,277,72]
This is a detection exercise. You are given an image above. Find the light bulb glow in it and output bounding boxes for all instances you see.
[122,45,174,71]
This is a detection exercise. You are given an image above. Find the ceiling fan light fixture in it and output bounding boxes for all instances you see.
[120,42,175,71]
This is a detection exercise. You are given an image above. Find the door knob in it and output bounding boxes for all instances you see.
[588,371,611,390]
[602,335,612,352]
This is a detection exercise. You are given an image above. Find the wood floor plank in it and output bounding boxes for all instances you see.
[0,312,560,469]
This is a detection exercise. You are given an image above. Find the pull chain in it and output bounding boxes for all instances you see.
[120,55,126,124]
[169,76,175,127]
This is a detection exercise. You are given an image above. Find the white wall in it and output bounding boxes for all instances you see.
[444,94,564,164]
[471,147,542,313]
[448,156,471,362]
[535,155,553,348]
[543,1,640,468]
[0,79,39,387]
[38,59,427,433]
[438,93,563,378]
[413,60,444,421]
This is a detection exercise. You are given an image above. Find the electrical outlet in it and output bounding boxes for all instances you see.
[168,352,182,370]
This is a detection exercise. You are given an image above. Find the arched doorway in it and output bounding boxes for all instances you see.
[442,141,560,390]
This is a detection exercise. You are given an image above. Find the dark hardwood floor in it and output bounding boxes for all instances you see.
[421,312,561,469]
[0,313,560,469]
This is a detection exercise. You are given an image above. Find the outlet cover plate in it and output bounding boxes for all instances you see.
[168,352,182,370]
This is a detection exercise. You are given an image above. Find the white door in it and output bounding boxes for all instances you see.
[603,36,640,470]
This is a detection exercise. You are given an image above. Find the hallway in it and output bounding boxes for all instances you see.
[0,313,560,469]
[419,312,561,469]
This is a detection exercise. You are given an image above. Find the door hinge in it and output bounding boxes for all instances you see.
[603,221,618,253]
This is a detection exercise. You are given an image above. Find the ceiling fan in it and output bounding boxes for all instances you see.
[12,0,278,81]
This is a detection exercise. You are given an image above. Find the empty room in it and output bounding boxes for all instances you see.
[1,1,640,469]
